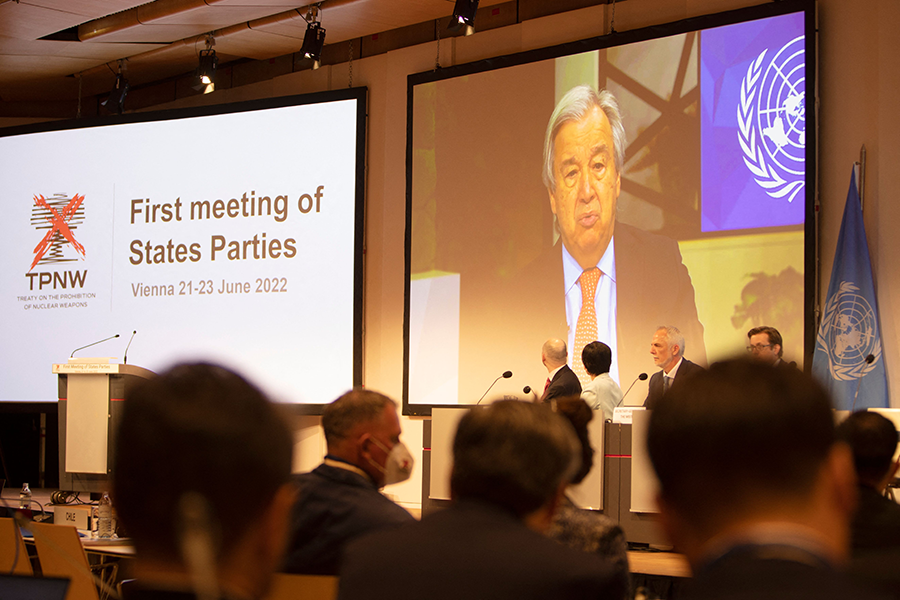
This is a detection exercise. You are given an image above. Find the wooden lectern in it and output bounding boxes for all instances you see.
[53,358,154,493]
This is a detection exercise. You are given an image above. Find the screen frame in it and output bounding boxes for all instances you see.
[403,0,816,416]
[0,87,368,416]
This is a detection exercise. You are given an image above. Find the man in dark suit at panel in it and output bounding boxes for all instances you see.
[540,338,582,403]
[747,325,793,368]
[643,325,704,410]
[837,411,900,598]
[338,400,628,600]
[647,360,887,600]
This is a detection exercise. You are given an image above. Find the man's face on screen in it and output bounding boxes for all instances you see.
[548,106,621,270]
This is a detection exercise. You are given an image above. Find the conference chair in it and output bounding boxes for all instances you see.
[0,517,34,575]
[262,573,338,600]
[29,522,102,600]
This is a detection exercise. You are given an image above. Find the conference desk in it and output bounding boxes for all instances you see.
[627,550,691,578]
[6,489,690,583]
[80,538,135,557]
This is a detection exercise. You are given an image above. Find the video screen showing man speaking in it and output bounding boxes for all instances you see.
[406,9,807,409]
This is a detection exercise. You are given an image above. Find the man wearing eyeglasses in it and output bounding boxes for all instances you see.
[747,326,791,368]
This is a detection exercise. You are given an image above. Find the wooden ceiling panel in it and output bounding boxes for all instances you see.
[214,29,306,60]
[80,23,216,44]
[0,55,100,82]
[140,5,296,27]
[0,1,146,40]
[28,0,146,19]
[209,0,314,6]
[0,3,87,40]
[240,11,308,40]
[0,36,165,60]
[0,0,531,109]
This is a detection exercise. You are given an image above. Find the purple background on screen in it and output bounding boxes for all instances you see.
[700,12,805,232]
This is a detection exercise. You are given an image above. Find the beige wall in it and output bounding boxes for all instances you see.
[14,0,896,507]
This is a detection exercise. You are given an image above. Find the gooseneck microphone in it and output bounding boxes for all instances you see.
[123,330,138,364]
[850,354,876,412]
[476,371,513,405]
[70,334,120,358]
[617,372,648,407]
[523,385,538,402]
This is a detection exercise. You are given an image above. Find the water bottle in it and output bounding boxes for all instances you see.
[19,483,32,510]
[98,492,113,539]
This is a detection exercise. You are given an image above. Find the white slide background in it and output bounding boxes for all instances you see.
[0,97,361,405]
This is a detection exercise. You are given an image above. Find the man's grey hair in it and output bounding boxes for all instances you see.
[542,85,627,194]
[657,325,686,358]
[451,400,581,518]
[322,389,396,446]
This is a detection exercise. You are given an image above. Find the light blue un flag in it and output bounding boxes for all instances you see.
[812,167,889,410]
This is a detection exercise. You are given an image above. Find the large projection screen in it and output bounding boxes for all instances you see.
[404,2,814,414]
[0,88,366,411]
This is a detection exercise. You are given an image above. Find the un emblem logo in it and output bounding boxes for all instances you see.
[737,36,805,203]
[816,282,881,381]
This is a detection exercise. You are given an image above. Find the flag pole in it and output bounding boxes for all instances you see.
[857,144,866,212]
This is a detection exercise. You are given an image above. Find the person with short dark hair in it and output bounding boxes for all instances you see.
[747,325,787,366]
[113,363,295,600]
[282,389,414,575]
[579,341,622,419]
[647,359,885,600]
[339,400,628,600]
[837,411,900,598]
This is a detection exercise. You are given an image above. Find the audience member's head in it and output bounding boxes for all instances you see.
[451,400,580,529]
[647,359,856,567]
[554,395,595,485]
[322,389,410,488]
[113,363,294,599]
[582,341,612,378]
[837,411,900,491]
[747,325,784,365]
[542,338,568,371]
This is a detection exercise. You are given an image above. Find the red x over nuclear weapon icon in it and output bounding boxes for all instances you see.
[30,194,86,271]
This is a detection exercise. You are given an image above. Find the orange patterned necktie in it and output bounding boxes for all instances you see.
[573,267,601,387]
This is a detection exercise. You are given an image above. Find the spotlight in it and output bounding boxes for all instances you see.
[300,16,326,70]
[193,47,218,94]
[100,61,128,114]
[448,0,480,37]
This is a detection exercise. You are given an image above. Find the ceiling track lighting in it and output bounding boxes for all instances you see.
[193,35,218,94]
[100,60,128,114]
[300,6,326,70]
[449,0,480,37]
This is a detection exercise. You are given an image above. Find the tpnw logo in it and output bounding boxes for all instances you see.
[27,193,88,291]
[737,36,806,204]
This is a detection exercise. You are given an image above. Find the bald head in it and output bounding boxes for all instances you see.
[542,339,568,370]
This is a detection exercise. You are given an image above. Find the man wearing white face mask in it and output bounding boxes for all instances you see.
[281,389,415,576]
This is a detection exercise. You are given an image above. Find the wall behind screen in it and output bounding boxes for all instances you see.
[3,0,897,509]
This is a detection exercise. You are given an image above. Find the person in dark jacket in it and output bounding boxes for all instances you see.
[281,389,414,575]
